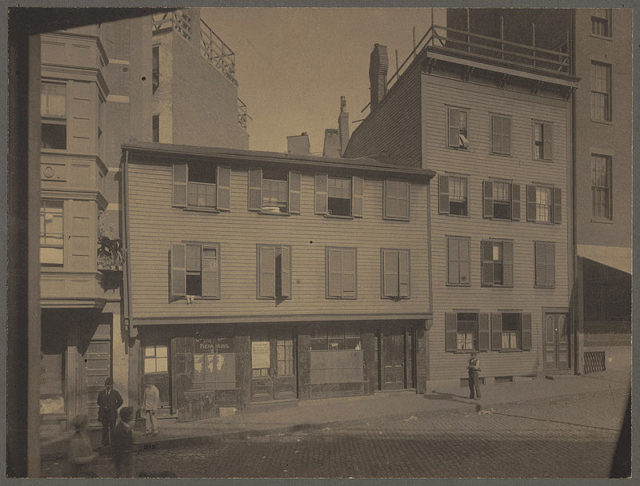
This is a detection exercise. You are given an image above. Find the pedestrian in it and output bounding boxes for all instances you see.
[65,414,98,477]
[467,352,481,399]
[143,382,160,436]
[112,406,135,478]
[97,377,123,447]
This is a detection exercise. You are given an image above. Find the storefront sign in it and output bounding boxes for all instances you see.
[251,341,271,369]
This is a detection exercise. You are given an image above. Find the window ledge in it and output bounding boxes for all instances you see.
[499,349,523,353]
[590,34,613,41]
[324,214,354,220]
[480,285,514,289]
[529,220,553,225]
[258,210,291,216]
[183,206,220,213]
[590,218,614,224]
[447,146,470,152]
[382,217,410,222]
[489,152,512,158]
[446,283,471,287]
[453,350,481,354]
[533,158,553,163]
[444,213,470,218]
[534,285,556,290]
[382,296,411,301]
[590,118,613,126]
[325,296,357,300]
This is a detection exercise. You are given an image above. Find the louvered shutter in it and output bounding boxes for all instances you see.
[521,313,532,351]
[342,249,356,298]
[492,116,501,153]
[448,238,459,284]
[445,312,457,352]
[173,164,187,207]
[483,181,493,218]
[511,184,520,221]
[481,241,493,286]
[352,176,363,218]
[398,250,410,297]
[170,243,186,300]
[478,313,490,351]
[280,246,291,298]
[535,242,545,287]
[459,238,470,285]
[382,249,399,297]
[503,117,511,154]
[259,246,276,298]
[502,240,514,287]
[547,243,555,287]
[553,188,562,224]
[248,168,262,211]
[491,313,502,351]
[201,246,219,298]
[438,175,450,215]
[327,249,342,297]
[288,171,301,214]
[315,174,328,215]
[526,185,537,222]
[216,166,231,211]
[543,123,552,160]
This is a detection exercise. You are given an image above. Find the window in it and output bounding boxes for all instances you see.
[170,242,220,300]
[384,180,409,220]
[526,185,561,224]
[481,240,513,287]
[152,46,160,93]
[591,62,612,122]
[483,180,520,221]
[248,168,301,214]
[447,237,470,286]
[491,115,511,155]
[41,82,66,149]
[257,245,291,300]
[40,200,64,266]
[381,249,410,298]
[326,247,357,299]
[448,108,468,149]
[445,313,489,352]
[591,8,611,37]
[172,163,230,211]
[144,345,168,373]
[438,175,468,216]
[491,313,532,351]
[533,122,553,160]
[592,155,612,219]
[152,114,159,142]
[310,326,361,351]
[314,174,363,218]
[535,241,556,288]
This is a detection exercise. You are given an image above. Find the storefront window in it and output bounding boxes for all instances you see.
[310,326,362,351]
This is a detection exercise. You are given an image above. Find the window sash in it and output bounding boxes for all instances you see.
[535,187,552,222]
[591,155,612,218]
[591,62,612,121]
[491,115,511,154]
[449,176,467,202]
[448,108,467,147]
[384,180,409,220]
[41,83,66,119]
[447,238,470,285]
[328,177,351,199]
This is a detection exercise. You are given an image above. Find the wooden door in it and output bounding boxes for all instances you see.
[543,313,569,370]
[380,331,405,390]
[251,329,296,401]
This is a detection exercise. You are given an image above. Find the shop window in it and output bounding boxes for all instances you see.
[326,247,357,299]
[447,237,470,286]
[483,180,520,221]
[447,107,468,149]
[481,240,514,287]
[40,200,64,266]
[257,244,291,300]
[381,249,410,298]
[591,61,612,122]
[383,180,409,220]
[591,154,612,220]
[310,326,362,351]
[445,313,490,352]
[535,241,556,288]
[314,174,363,218]
[144,345,168,373]
[526,185,561,224]
[248,168,301,214]
[438,174,468,216]
[491,312,532,351]
[170,242,220,300]
[277,337,295,376]
[491,114,511,155]
[41,82,67,149]
[172,163,230,211]
[533,122,553,160]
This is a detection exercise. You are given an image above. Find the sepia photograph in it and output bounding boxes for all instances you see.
[5,4,634,479]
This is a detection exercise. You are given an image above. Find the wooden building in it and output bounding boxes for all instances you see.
[121,142,434,419]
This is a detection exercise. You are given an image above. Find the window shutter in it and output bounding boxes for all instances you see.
[445,312,457,352]
[280,246,291,298]
[170,243,186,300]
[383,180,394,219]
[521,313,532,351]
[526,185,537,221]
[288,171,301,214]
[481,241,493,286]
[553,188,562,224]
[543,123,552,159]
[492,116,501,153]
[502,240,514,287]
[478,313,490,352]
[315,174,328,215]
[491,313,502,351]
[483,181,493,218]
[342,249,356,298]
[503,117,511,154]
[459,238,470,285]
[173,164,187,208]
[259,246,276,298]
[248,168,262,211]
[535,242,545,287]
[438,175,450,215]
[216,166,231,211]
[327,248,342,297]
[511,184,520,221]
[547,243,555,287]
[382,249,399,297]
[201,246,219,298]
[398,250,410,297]
[352,175,364,218]
[447,238,459,284]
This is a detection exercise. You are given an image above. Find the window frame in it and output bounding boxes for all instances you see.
[481,239,514,288]
[40,199,64,266]
[591,8,612,38]
[256,244,292,300]
[446,236,471,286]
[170,241,221,301]
[483,180,520,221]
[315,173,363,218]
[439,174,469,217]
[325,247,358,300]
[590,61,612,123]
[534,241,556,289]
[172,163,231,212]
[144,344,169,374]
[591,154,613,220]
[383,179,410,221]
[380,248,411,299]
[152,45,160,93]
[532,120,553,161]
[447,106,469,149]
[490,114,512,156]
[491,312,532,352]
[41,81,67,150]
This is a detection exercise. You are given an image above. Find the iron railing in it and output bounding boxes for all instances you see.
[237,98,251,130]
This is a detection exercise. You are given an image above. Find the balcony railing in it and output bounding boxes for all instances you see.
[237,98,251,130]
[152,11,193,41]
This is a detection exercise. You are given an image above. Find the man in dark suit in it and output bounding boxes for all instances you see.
[97,377,123,446]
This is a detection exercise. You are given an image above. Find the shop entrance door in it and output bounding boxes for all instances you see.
[379,328,415,390]
[251,329,296,401]
[543,313,570,370]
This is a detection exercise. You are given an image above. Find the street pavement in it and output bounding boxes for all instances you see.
[41,368,630,478]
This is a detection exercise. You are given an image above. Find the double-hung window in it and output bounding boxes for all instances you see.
[491,114,511,155]
[172,163,231,211]
[257,244,291,300]
[534,241,556,288]
[40,200,64,266]
[447,107,468,149]
[383,180,409,220]
[445,313,489,352]
[381,249,410,299]
[591,155,612,220]
[447,237,471,286]
[41,82,67,150]
[483,180,520,221]
[533,122,553,160]
[525,185,561,224]
[248,168,301,214]
[591,62,612,122]
[326,247,357,299]
[591,9,612,37]
[170,242,220,300]
[439,174,468,216]
[315,174,363,218]
[481,240,514,287]
[490,313,532,351]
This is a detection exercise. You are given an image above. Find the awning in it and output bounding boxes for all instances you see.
[577,244,632,274]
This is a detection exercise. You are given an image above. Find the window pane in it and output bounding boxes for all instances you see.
[156,345,168,358]
[144,357,157,373]
[144,346,156,357]
[41,83,66,117]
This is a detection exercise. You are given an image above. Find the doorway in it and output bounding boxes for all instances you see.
[378,328,415,390]
[543,313,570,370]
[251,328,297,401]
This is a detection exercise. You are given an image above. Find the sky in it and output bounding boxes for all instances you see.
[200,8,438,155]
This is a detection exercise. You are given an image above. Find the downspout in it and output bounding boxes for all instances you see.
[121,148,136,340]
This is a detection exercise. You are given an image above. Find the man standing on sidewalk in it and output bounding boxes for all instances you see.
[97,377,123,447]
[143,382,160,436]
[468,353,481,400]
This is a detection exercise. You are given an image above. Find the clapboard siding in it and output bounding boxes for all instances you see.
[127,163,430,319]
[422,73,571,382]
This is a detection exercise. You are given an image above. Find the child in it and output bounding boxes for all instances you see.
[111,406,135,477]
[467,353,481,399]
[65,414,98,477]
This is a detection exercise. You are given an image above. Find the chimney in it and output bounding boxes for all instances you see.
[369,44,388,110]
[322,129,341,158]
[287,132,310,155]
[338,96,349,155]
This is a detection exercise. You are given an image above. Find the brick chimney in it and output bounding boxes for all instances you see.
[322,129,340,158]
[369,44,388,110]
[338,96,349,155]
[287,132,310,155]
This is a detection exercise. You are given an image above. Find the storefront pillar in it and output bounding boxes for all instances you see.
[297,331,311,399]
[234,331,251,410]
[362,329,377,394]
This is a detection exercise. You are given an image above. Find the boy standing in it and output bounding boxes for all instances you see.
[143,382,160,436]
[111,406,135,477]
[467,353,481,399]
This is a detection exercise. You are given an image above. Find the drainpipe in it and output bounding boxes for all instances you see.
[121,149,136,342]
